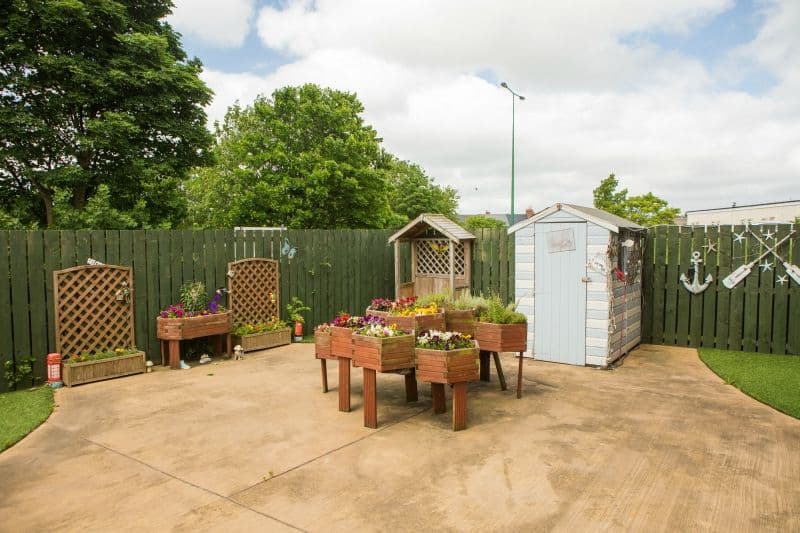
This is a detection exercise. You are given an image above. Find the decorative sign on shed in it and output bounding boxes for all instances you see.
[508,203,645,367]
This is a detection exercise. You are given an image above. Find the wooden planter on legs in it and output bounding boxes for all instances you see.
[314,329,336,393]
[474,321,528,398]
[329,326,355,412]
[415,345,479,431]
[156,311,232,369]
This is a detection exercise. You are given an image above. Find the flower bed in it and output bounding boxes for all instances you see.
[232,319,291,352]
[351,323,414,371]
[414,331,478,384]
[62,349,146,387]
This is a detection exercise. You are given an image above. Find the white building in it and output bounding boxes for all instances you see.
[685,200,800,226]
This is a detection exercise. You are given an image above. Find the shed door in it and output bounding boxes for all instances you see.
[534,222,586,365]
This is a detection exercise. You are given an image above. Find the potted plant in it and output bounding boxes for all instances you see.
[286,297,311,341]
[62,347,146,387]
[415,330,479,431]
[473,296,527,353]
[328,313,383,358]
[231,316,291,352]
[366,296,416,319]
[444,293,489,337]
[156,281,231,368]
[352,322,414,372]
[384,300,445,335]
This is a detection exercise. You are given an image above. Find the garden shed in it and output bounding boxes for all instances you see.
[508,203,644,367]
[389,213,476,299]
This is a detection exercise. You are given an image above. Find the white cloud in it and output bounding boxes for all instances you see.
[169,0,255,48]
[199,0,800,215]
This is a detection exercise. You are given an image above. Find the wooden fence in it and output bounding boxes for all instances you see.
[0,228,513,391]
[640,224,799,355]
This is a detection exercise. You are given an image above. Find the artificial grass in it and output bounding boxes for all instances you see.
[0,386,55,452]
[699,348,800,420]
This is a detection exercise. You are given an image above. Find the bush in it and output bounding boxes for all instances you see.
[478,296,526,324]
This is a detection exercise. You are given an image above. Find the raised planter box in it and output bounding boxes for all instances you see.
[445,309,476,336]
[156,311,232,340]
[233,327,291,352]
[385,312,445,335]
[330,326,355,358]
[365,308,389,319]
[315,329,335,360]
[474,322,527,353]
[352,334,415,372]
[415,346,479,384]
[62,351,146,387]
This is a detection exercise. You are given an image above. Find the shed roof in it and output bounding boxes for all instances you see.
[508,203,644,234]
[388,213,476,243]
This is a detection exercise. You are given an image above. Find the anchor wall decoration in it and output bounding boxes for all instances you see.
[680,251,713,294]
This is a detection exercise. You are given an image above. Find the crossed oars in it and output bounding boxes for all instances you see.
[722,230,797,288]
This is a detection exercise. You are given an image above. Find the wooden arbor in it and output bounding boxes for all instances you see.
[389,214,476,299]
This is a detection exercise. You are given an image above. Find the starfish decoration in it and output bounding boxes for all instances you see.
[762,229,775,240]
[759,260,773,272]
[733,232,745,244]
[776,275,788,286]
[703,240,717,253]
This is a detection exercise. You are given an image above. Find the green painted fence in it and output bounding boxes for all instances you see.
[641,224,800,355]
[0,228,513,391]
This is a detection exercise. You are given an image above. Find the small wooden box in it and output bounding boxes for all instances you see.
[352,334,415,372]
[445,309,476,336]
[62,351,146,387]
[330,326,354,358]
[415,346,479,384]
[385,312,445,335]
[232,328,291,352]
[315,329,335,360]
[474,322,527,353]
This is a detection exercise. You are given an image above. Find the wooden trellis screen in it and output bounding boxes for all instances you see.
[54,264,136,356]
[415,239,466,276]
[227,258,280,325]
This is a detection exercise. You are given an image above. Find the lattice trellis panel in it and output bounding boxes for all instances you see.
[54,265,136,356]
[415,240,465,276]
[227,258,280,325]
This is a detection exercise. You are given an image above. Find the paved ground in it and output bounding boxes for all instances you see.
[1,344,798,532]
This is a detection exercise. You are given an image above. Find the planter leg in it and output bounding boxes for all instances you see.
[479,350,490,381]
[452,382,468,431]
[405,368,418,402]
[226,333,232,357]
[214,335,222,355]
[516,351,524,399]
[431,383,446,414]
[169,340,180,370]
[363,368,377,429]
[160,341,166,366]
[320,359,329,393]
[338,357,351,412]
[493,352,507,391]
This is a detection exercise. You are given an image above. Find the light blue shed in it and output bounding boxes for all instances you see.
[508,203,644,367]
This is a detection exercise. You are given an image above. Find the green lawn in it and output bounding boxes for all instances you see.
[699,348,800,419]
[0,386,55,452]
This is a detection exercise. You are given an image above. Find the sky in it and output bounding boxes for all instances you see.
[168,0,800,216]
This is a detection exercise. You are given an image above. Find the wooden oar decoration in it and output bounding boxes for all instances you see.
[748,229,800,286]
[722,231,796,289]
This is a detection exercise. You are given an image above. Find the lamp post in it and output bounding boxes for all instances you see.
[500,81,525,225]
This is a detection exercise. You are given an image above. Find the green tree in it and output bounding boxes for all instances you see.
[0,0,213,228]
[463,215,506,233]
[592,173,680,226]
[187,85,400,229]
[384,157,458,225]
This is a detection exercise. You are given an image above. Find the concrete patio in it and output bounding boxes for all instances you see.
[1,344,798,532]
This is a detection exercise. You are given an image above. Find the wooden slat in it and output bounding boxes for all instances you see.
[60,231,76,268]
[689,226,704,347]
[640,228,655,343]
[756,225,777,353]
[727,225,746,352]
[90,229,105,262]
[76,230,91,264]
[788,227,800,354]
[742,228,759,353]
[675,226,692,346]
[157,231,172,312]
[663,226,680,345]
[700,225,717,347]
[10,231,31,360]
[714,226,732,349]
[0,231,12,391]
[43,231,61,353]
[105,230,120,265]
[770,225,790,355]
[27,231,47,377]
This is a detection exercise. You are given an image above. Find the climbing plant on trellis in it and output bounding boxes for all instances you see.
[227,258,280,325]
[54,265,136,356]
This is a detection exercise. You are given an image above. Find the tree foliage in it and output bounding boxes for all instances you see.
[186,84,456,229]
[463,215,506,233]
[593,174,680,226]
[0,0,213,228]
[384,157,458,224]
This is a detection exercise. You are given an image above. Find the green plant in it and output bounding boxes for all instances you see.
[451,293,489,313]
[65,348,138,365]
[232,318,288,336]
[478,296,526,324]
[3,357,36,391]
[179,281,210,314]
[415,291,451,309]
[286,297,311,324]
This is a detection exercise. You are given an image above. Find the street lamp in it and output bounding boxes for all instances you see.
[500,81,525,225]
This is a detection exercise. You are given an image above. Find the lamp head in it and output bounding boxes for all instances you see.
[500,81,508,88]
[519,95,526,100]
